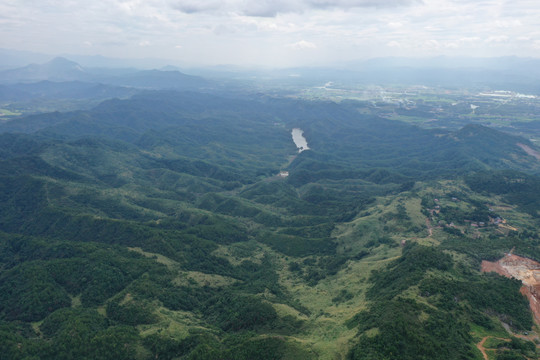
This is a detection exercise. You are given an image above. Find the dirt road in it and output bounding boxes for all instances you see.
[476,337,510,360]
[425,218,433,237]
[476,336,489,360]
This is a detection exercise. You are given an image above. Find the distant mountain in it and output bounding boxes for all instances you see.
[104,69,211,90]
[348,57,540,92]
[0,57,213,92]
[0,48,190,69]
[0,57,90,83]
[0,48,52,69]
[184,56,540,94]
[355,56,540,73]
[0,81,138,102]
[160,65,182,72]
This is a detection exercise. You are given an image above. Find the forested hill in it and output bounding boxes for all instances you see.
[1,90,540,359]
[1,91,538,178]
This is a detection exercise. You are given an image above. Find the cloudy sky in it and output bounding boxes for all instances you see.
[1,0,540,67]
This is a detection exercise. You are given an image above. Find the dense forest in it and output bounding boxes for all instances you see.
[1,89,540,359]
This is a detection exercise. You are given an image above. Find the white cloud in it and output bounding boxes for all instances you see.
[424,39,440,49]
[286,40,317,49]
[458,37,481,43]
[305,0,422,9]
[495,19,522,28]
[172,0,224,14]
[2,0,540,66]
[485,35,509,43]
[171,0,421,17]
[213,24,238,35]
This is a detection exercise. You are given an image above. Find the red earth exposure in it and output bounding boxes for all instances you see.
[482,254,540,325]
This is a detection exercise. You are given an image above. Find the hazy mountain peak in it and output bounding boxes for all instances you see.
[46,57,85,71]
[160,65,181,72]
[0,57,88,83]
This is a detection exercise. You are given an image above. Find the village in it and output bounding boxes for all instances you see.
[424,195,518,238]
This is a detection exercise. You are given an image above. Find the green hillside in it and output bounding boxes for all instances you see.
[0,91,539,359]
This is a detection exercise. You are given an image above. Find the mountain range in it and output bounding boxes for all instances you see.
[0,57,211,90]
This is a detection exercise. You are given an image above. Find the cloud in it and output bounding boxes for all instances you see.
[424,39,440,49]
[242,0,298,17]
[485,35,509,43]
[213,24,238,35]
[458,37,481,43]
[100,40,128,47]
[171,0,421,17]
[286,40,317,49]
[3,0,540,67]
[495,19,522,28]
[306,0,422,9]
[172,0,222,14]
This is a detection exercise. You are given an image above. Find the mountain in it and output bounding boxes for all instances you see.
[160,65,182,72]
[0,48,189,70]
[205,56,540,94]
[1,89,539,359]
[2,91,540,175]
[0,48,52,69]
[0,58,214,118]
[0,57,90,83]
[0,80,138,102]
[105,69,212,90]
[0,57,214,95]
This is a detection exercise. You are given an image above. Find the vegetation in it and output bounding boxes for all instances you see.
[0,90,539,359]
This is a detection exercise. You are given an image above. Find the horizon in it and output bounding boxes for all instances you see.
[3,49,540,72]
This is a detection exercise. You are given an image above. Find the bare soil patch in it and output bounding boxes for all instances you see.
[482,254,540,325]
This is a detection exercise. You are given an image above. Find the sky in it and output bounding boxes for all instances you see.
[1,0,540,67]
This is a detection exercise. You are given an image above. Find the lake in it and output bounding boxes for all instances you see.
[292,128,309,153]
